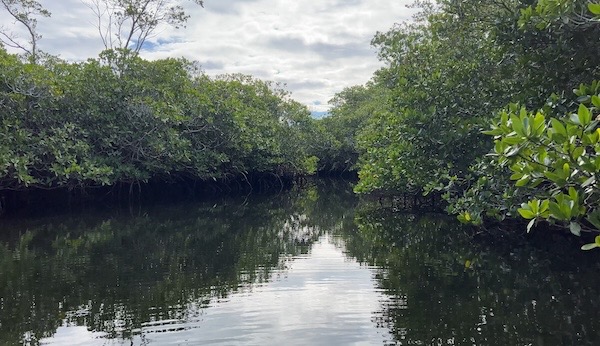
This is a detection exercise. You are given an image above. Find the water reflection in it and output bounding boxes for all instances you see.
[0,179,368,345]
[1,180,599,345]
[34,235,391,346]
[340,205,600,346]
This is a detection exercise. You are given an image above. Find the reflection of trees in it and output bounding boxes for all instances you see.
[0,179,357,345]
[3,182,598,346]
[340,204,600,346]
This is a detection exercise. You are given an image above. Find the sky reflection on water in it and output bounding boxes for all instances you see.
[40,235,391,346]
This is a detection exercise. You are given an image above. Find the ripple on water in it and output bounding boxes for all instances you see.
[39,235,393,346]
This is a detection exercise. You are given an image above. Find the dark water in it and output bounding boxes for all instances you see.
[0,180,598,345]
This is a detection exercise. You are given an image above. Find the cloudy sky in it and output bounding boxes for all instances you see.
[1,0,415,113]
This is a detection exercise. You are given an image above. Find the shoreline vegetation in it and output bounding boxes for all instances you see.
[2,0,600,249]
[329,0,600,249]
[0,49,325,212]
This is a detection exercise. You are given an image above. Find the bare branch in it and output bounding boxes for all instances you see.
[82,0,114,50]
[83,0,203,54]
[0,0,51,62]
[0,26,30,53]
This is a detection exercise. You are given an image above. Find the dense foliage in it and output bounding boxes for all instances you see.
[0,48,318,193]
[479,83,600,244]
[313,83,387,174]
[327,0,600,244]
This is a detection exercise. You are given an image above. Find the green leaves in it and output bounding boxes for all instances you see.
[569,222,581,237]
[518,199,550,233]
[355,0,521,195]
[457,211,472,223]
[518,199,550,219]
[488,108,551,163]
[0,48,320,191]
[588,2,600,15]
[350,0,600,249]
[592,95,600,108]
[482,83,600,239]
[570,104,592,126]
[581,236,600,251]
[587,211,600,230]
[550,118,567,139]
[457,211,482,226]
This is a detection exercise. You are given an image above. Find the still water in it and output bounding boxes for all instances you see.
[0,180,599,345]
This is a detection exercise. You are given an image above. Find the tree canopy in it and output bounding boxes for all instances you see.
[0,48,318,194]
[326,0,600,244]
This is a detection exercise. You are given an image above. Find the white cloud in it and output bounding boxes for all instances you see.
[1,0,416,112]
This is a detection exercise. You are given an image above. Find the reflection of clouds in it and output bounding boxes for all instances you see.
[0,0,415,112]
[40,235,392,345]
[38,326,108,346]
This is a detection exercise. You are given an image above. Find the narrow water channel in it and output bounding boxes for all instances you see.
[0,179,598,345]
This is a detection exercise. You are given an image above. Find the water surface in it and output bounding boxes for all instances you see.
[0,180,598,345]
